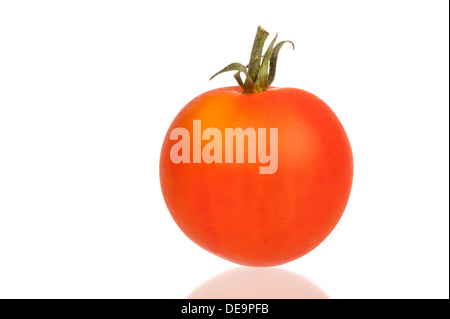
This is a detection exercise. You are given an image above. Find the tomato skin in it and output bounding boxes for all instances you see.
[160,86,353,266]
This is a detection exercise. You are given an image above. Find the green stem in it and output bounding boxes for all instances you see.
[243,26,269,93]
[210,26,294,94]
[254,33,277,92]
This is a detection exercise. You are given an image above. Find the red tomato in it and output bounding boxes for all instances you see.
[160,86,353,266]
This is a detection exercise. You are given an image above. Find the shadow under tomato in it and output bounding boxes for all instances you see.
[187,267,329,299]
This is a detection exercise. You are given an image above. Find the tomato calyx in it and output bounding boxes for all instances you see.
[210,26,294,94]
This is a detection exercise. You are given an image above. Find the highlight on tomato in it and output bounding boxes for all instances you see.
[160,26,353,266]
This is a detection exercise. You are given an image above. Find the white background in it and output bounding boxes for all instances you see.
[0,1,448,299]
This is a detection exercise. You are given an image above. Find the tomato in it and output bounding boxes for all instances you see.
[159,26,353,266]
